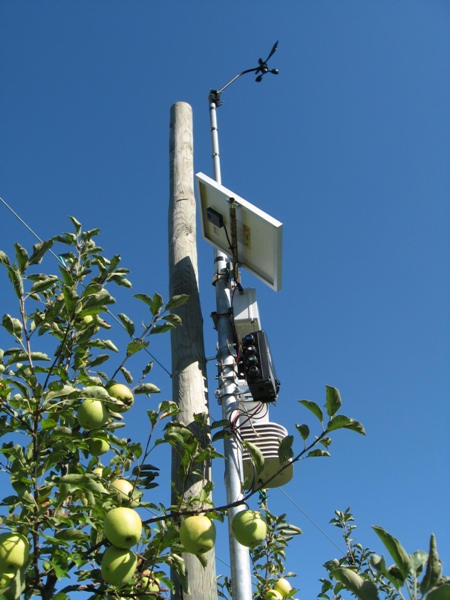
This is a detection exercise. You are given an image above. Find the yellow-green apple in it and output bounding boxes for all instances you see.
[103,507,142,549]
[77,399,109,430]
[107,383,134,412]
[265,590,283,600]
[87,435,110,456]
[101,546,137,586]
[137,569,160,595]
[111,479,139,507]
[231,510,267,548]
[92,467,104,478]
[0,533,30,575]
[179,515,216,554]
[273,577,292,597]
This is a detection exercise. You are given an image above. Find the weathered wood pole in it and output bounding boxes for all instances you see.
[168,102,218,600]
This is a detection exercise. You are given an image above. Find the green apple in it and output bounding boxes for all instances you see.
[179,515,216,555]
[231,509,267,548]
[77,399,109,430]
[137,570,160,595]
[0,533,30,575]
[92,467,104,478]
[87,435,110,456]
[107,383,134,412]
[101,546,137,586]
[111,479,139,507]
[103,507,142,549]
[273,577,292,597]
[265,590,283,600]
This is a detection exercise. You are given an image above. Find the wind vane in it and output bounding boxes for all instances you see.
[209,41,279,105]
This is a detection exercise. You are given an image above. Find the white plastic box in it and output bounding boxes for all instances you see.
[233,288,261,340]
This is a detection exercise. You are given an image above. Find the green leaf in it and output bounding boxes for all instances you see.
[62,286,79,313]
[331,567,379,600]
[296,424,310,440]
[14,243,29,273]
[90,338,119,352]
[142,360,154,376]
[425,584,450,600]
[307,449,331,458]
[150,323,176,335]
[29,239,54,265]
[30,275,59,294]
[150,293,164,316]
[68,216,82,235]
[372,526,411,579]
[134,293,153,307]
[126,339,149,357]
[165,294,189,310]
[298,400,323,422]
[410,550,428,574]
[2,314,23,338]
[134,383,160,395]
[327,414,366,435]
[243,441,265,475]
[82,385,110,400]
[163,313,183,326]
[117,313,135,337]
[421,534,442,594]
[83,288,116,310]
[7,265,24,298]
[0,250,10,265]
[278,435,294,463]
[120,366,133,384]
[325,385,342,417]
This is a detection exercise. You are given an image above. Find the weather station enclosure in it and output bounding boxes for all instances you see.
[196,172,283,292]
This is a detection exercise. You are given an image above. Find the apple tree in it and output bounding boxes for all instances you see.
[1,218,444,600]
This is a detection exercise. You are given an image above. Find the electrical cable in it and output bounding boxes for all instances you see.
[277,487,347,556]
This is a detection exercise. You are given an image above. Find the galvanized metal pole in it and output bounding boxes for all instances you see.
[209,97,253,600]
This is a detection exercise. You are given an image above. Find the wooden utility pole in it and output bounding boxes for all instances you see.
[168,102,218,600]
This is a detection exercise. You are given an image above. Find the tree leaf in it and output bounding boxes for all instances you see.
[425,584,450,600]
[421,534,442,594]
[162,313,183,326]
[372,526,411,578]
[243,440,265,476]
[14,243,29,273]
[126,339,149,357]
[278,435,294,463]
[135,383,160,395]
[298,400,323,422]
[331,567,379,600]
[29,239,53,265]
[307,449,331,458]
[117,312,135,337]
[325,385,342,418]
[134,293,153,307]
[150,293,164,316]
[68,216,82,235]
[165,294,189,310]
[295,424,310,441]
[150,323,176,335]
[7,265,24,298]
[2,314,23,338]
[30,275,59,294]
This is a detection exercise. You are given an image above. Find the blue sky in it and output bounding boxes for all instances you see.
[1,1,449,598]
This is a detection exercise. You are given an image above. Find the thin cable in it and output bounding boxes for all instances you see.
[1,196,66,266]
[277,487,346,556]
[0,196,172,377]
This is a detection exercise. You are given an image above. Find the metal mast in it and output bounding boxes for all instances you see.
[208,42,279,600]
